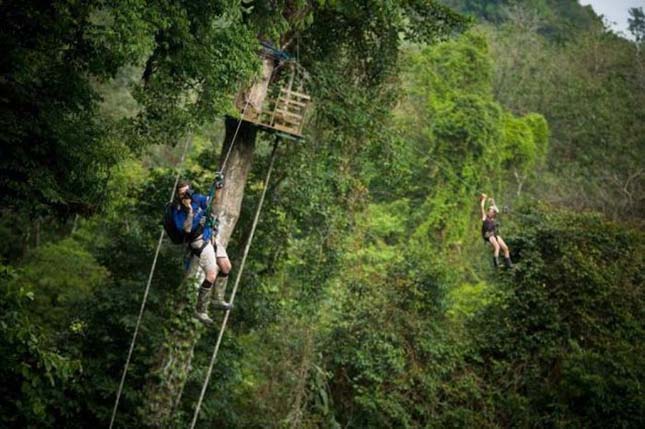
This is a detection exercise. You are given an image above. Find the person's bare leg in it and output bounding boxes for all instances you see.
[497,236,513,268]
[212,257,232,310]
[496,236,510,258]
[489,236,501,268]
[217,256,232,275]
[195,243,218,324]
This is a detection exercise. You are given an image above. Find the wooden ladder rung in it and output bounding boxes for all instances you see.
[274,108,303,120]
[275,105,305,117]
[274,116,302,126]
[277,97,308,107]
[272,123,300,134]
[280,88,311,100]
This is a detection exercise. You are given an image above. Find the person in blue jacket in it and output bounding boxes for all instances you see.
[174,176,232,324]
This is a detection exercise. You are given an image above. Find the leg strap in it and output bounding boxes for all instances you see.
[189,240,210,258]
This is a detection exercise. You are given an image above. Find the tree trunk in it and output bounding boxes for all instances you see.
[235,55,275,121]
[141,72,268,428]
[213,118,259,248]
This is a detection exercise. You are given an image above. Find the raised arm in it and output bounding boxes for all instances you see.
[480,193,487,221]
[191,193,209,211]
[182,198,194,233]
[488,197,499,214]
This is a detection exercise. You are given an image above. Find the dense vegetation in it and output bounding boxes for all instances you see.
[1,1,643,428]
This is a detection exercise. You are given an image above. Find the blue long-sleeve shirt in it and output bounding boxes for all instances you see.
[172,194,213,242]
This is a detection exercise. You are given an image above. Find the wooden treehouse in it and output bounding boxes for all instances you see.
[235,43,311,141]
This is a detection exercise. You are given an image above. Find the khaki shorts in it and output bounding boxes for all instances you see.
[214,236,228,259]
[190,236,228,274]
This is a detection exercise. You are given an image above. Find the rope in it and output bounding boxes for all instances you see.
[189,137,281,429]
[220,54,282,172]
[220,97,252,172]
[110,53,287,426]
[108,135,193,429]
[209,62,280,239]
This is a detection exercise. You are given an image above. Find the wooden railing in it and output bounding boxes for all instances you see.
[241,86,310,138]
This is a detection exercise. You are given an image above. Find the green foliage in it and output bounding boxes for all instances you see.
[0,265,83,428]
[446,281,493,320]
[500,112,549,172]
[13,239,109,341]
[0,0,137,217]
[392,30,547,272]
[131,0,259,144]
[442,0,601,40]
[467,205,645,427]
[1,1,643,428]
[484,10,645,219]
[0,0,259,219]
[320,202,644,428]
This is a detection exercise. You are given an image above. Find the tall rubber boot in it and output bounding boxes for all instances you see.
[504,256,513,269]
[493,255,500,268]
[211,276,232,311]
[195,282,214,325]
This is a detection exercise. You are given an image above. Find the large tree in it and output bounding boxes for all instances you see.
[136,1,469,427]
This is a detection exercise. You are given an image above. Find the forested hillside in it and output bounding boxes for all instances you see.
[444,0,644,219]
[1,1,643,428]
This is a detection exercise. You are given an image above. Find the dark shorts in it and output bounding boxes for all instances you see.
[482,233,497,243]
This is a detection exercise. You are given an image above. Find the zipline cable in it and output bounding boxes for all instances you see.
[210,56,283,224]
[220,56,282,172]
[109,134,193,429]
[189,137,281,429]
[109,90,250,426]
[109,52,287,427]
[220,97,252,172]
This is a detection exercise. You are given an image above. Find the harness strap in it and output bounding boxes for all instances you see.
[188,239,209,258]
[187,223,205,243]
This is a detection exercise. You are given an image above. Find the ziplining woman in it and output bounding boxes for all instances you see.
[480,193,513,269]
